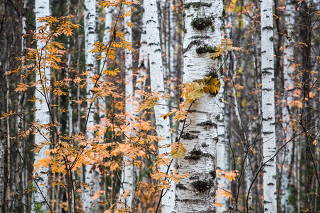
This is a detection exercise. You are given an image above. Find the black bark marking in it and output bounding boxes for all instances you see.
[191,180,213,193]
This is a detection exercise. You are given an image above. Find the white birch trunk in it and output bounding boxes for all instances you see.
[216,15,228,210]
[118,5,135,209]
[99,5,113,122]
[140,0,174,211]
[99,5,113,209]
[282,0,295,211]
[33,0,50,211]
[261,0,277,212]
[82,0,100,211]
[103,6,113,47]
[66,0,73,137]
[175,0,223,212]
[216,72,229,212]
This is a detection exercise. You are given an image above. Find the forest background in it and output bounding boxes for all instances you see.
[1,0,320,212]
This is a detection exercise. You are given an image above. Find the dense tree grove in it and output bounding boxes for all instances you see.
[1,0,320,212]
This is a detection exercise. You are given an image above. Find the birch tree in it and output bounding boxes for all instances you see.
[215,6,229,212]
[33,0,50,211]
[175,0,223,211]
[139,0,174,211]
[261,0,277,211]
[281,1,295,211]
[103,6,113,52]
[98,4,113,126]
[100,4,113,208]
[118,5,135,209]
[82,0,100,211]
[66,0,73,137]
[216,69,228,212]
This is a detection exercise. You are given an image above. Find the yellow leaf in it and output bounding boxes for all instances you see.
[240,99,248,107]
[217,169,238,181]
[0,111,15,119]
[309,92,316,98]
[182,82,205,103]
[91,190,105,201]
[126,21,134,28]
[116,31,125,39]
[226,0,237,12]
[53,88,67,96]
[15,83,29,92]
[160,112,172,119]
[289,100,303,109]
[171,143,187,158]
[173,110,187,121]
[110,163,119,171]
[224,171,238,181]
[215,202,223,207]
[103,68,120,76]
[203,75,221,96]
[216,188,232,198]
[34,157,51,169]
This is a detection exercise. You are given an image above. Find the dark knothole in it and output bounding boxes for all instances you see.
[197,120,216,127]
[176,183,188,190]
[191,17,213,31]
[185,147,203,160]
[191,180,211,193]
[196,45,216,55]
[181,132,198,140]
[183,39,203,53]
[209,170,216,180]
[185,2,212,9]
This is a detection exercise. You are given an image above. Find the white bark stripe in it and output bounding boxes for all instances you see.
[261,0,277,212]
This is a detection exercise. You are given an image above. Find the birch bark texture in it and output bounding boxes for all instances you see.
[175,0,223,212]
[99,4,113,132]
[216,72,228,212]
[103,6,113,49]
[118,5,135,209]
[139,0,174,211]
[282,0,295,211]
[82,0,100,211]
[215,8,228,213]
[33,0,50,211]
[261,0,277,212]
